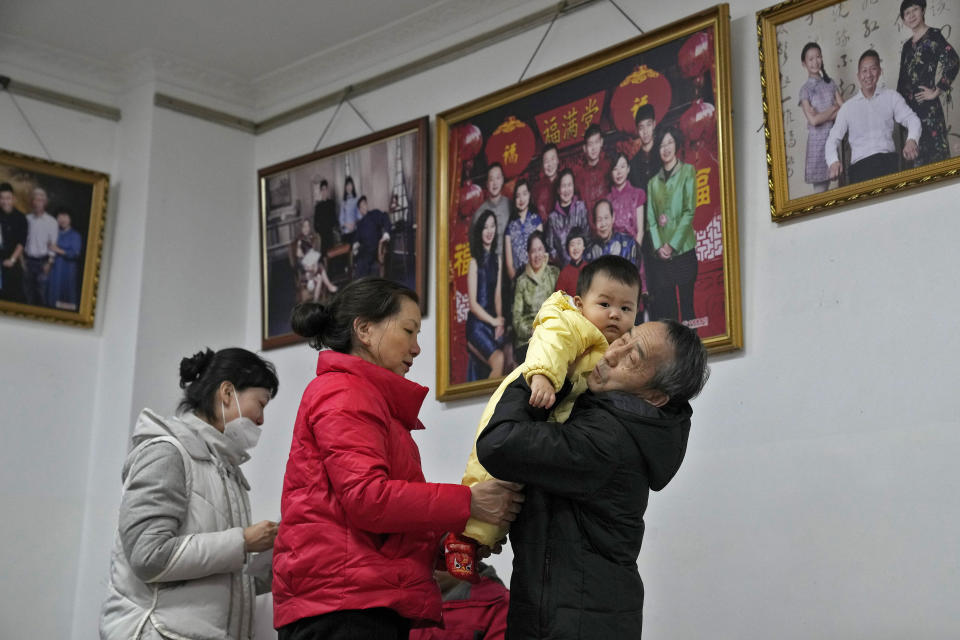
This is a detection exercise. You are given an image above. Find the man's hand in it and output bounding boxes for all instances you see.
[243,520,279,552]
[469,479,525,527]
[828,161,842,180]
[903,139,919,161]
[528,374,556,409]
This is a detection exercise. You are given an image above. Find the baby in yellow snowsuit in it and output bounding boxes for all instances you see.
[446,255,642,581]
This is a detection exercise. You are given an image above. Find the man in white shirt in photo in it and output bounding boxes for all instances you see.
[23,187,60,306]
[826,49,922,184]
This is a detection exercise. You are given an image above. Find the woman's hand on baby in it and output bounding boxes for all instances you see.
[529,374,556,409]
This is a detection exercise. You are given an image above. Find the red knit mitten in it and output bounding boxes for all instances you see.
[443,532,480,583]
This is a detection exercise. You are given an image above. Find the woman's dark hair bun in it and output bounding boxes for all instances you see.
[291,301,330,341]
[291,278,419,354]
[179,348,215,388]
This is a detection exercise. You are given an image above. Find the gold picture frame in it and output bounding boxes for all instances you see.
[758,0,960,220]
[0,148,109,327]
[435,5,741,401]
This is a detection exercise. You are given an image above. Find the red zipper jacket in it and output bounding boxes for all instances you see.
[273,351,472,628]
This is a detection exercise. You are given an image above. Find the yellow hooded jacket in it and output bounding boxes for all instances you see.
[460,291,609,546]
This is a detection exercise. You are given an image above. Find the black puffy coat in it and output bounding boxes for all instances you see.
[477,378,692,639]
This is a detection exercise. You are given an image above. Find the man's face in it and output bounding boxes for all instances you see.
[637,118,656,148]
[587,322,672,405]
[358,200,368,216]
[57,212,71,229]
[584,133,603,165]
[858,55,881,96]
[594,202,614,240]
[32,190,47,214]
[0,191,13,213]
[487,166,504,198]
[542,149,559,178]
[320,184,329,200]
[587,322,673,407]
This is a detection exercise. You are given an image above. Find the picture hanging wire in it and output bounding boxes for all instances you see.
[1,77,53,161]
[313,87,351,152]
[518,5,563,84]
[347,99,375,134]
[607,0,644,34]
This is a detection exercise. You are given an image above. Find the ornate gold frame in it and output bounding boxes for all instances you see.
[757,0,960,220]
[435,5,741,401]
[0,148,109,328]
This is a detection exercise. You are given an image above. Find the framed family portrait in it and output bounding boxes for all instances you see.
[0,148,108,328]
[435,5,742,400]
[758,0,960,220]
[258,117,429,350]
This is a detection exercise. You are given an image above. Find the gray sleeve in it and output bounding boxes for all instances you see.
[118,442,189,582]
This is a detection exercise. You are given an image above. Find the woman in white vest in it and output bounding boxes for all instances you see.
[99,347,280,640]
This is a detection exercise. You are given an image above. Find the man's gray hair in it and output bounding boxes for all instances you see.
[651,320,710,403]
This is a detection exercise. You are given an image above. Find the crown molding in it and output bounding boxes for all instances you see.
[2,0,600,128]
[250,0,564,115]
[0,32,125,104]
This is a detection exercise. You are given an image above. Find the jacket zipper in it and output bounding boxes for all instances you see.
[539,548,552,635]
[218,460,240,638]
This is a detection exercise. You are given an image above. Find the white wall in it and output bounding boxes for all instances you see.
[1,0,958,638]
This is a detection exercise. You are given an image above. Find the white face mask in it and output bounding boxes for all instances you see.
[222,388,261,452]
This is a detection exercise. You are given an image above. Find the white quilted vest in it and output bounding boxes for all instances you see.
[99,411,254,640]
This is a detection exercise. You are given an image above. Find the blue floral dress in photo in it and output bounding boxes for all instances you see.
[506,211,542,275]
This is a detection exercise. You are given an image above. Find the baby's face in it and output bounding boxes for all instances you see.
[575,272,639,343]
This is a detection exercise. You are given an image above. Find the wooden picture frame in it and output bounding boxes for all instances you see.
[258,117,429,350]
[0,148,108,328]
[758,0,960,220]
[435,5,741,400]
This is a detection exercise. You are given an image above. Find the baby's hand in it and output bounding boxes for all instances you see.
[529,374,556,409]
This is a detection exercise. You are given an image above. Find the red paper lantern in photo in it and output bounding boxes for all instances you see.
[678,99,717,150]
[678,31,714,79]
[457,123,483,163]
[458,182,484,217]
[610,65,672,134]
[485,116,536,179]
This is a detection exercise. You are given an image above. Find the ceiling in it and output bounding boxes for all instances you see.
[1,0,564,117]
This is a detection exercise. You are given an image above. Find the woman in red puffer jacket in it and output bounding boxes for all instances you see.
[273,277,524,640]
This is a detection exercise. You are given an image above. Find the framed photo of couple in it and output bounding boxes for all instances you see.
[758,0,960,220]
[435,5,742,400]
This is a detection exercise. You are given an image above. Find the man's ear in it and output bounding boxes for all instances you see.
[639,388,669,408]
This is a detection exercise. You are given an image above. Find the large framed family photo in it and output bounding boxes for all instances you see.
[435,5,742,400]
[258,117,429,350]
[0,148,108,327]
[758,0,960,220]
